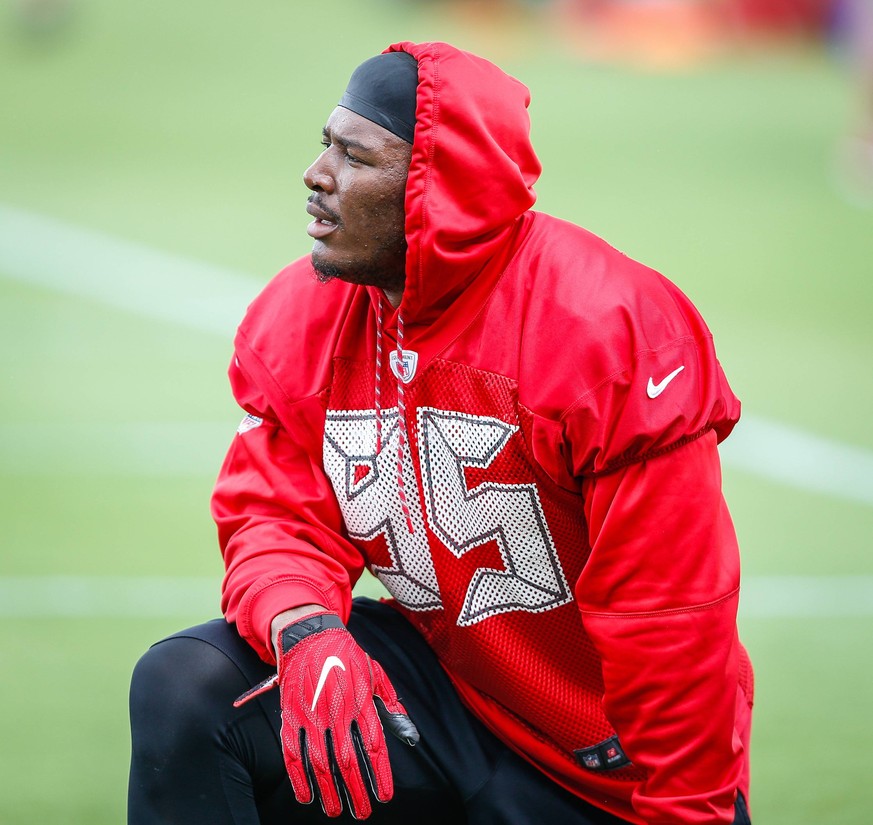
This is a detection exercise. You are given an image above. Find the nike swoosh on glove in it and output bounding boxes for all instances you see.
[234,612,419,819]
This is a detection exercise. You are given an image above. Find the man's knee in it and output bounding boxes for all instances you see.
[128,633,273,822]
[130,634,248,750]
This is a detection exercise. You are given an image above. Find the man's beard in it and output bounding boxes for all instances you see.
[312,249,406,295]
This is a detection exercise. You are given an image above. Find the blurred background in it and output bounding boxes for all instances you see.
[1,0,871,822]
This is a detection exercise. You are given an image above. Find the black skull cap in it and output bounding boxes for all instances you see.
[338,51,419,144]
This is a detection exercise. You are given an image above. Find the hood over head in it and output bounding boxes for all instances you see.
[380,41,542,326]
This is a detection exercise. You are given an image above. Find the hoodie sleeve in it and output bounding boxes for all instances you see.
[576,430,747,823]
[544,256,751,822]
[211,353,364,664]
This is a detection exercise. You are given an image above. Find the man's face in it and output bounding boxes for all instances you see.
[304,107,412,298]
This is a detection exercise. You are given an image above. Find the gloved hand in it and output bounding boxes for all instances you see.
[235,611,419,819]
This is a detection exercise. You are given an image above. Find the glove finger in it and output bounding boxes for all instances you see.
[308,730,344,818]
[281,727,316,807]
[352,702,397,804]
[369,659,401,706]
[329,727,374,820]
[351,720,392,808]
[373,694,420,747]
[369,660,419,743]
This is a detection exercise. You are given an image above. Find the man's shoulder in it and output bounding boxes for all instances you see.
[232,257,364,407]
[245,256,323,319]
[238,256,355,343]
[518,212,686,323]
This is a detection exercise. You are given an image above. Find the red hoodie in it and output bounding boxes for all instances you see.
[212,41,753,824]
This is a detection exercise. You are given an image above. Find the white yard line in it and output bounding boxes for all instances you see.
[0,576,220,617]
[719,418,873,507]
[0,575,870,618]
[0,202,262,337]
[2,202,873,505]
[739,575,873,618]
[0,421,234,476]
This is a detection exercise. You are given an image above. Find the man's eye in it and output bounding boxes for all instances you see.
[320,140,358,162]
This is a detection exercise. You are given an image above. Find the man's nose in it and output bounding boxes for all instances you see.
[303,155,333,192]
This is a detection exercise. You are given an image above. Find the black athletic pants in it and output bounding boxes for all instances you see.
[128,597,751,824]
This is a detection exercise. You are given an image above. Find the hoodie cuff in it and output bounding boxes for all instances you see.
[241,577,348,664]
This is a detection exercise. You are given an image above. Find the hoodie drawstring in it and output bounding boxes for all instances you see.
[394,309,415,535]
[375,297,415,535]
[374,298,384,454]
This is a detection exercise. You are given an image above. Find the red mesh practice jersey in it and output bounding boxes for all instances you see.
[213,41,753,825]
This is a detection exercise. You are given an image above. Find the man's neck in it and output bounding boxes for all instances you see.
[383,288,403,309]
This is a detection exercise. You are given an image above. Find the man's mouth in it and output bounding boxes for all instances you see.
[306,198,340,240]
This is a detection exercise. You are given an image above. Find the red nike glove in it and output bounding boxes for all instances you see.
[235,612,419,819]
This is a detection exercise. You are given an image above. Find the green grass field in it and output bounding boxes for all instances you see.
[2,1,872,822]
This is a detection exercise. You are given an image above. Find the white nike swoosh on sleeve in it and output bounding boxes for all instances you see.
[646,365,685,399]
